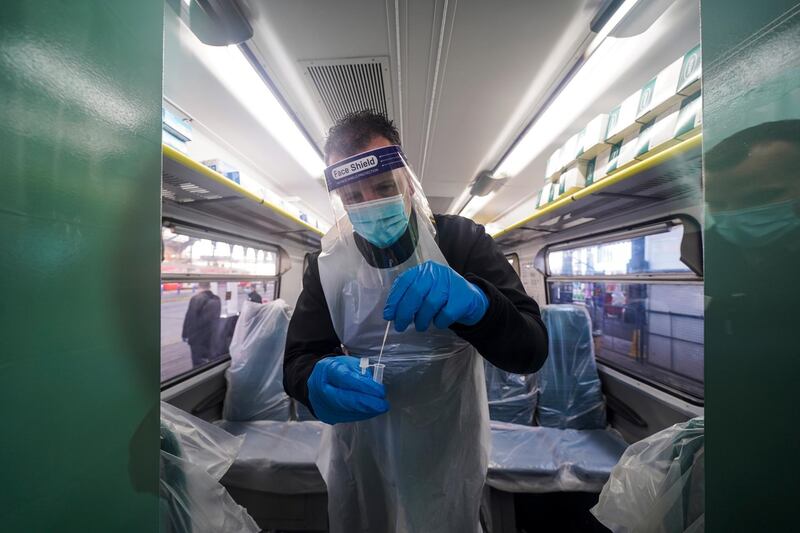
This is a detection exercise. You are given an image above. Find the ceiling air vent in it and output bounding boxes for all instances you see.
[301,57,393,124]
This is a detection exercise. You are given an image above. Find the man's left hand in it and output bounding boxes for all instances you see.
[383,260,488,332]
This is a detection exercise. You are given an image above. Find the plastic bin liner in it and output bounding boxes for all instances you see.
[218,420,327,494]
[488,421,628,493]
[161,401,244,481]
[159,403,259,533]
[223,299,292,421]
[538,305,606,429]
[484,360,538,425]
[591,417,705,533]
[160,451,260,533]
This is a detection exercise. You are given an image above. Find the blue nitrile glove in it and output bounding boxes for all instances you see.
[383,260,489,332]
[307,356,389,425]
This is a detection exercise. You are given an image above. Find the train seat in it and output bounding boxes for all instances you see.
[485,304,627,493]
[218,419,328,531]
[484,361,538,425]
[222,300,293,422]
[218,419,326,494]
[487,421,628,493]
[537,304,606,429]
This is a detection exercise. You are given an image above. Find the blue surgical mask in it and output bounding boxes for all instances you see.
[709,198,800,247]
[346,194,410,248]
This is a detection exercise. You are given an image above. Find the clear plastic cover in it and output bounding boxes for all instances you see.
[538,305,606,429]
[160,402,244,481]
[223,299,292,421]
[159,403,259,533]
[218,420,326,495]
[591,417,705,533]
[484,360,538,425]
[160,452,260,533]
[487,421,628,493]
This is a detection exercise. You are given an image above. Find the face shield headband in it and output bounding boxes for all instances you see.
[324,145,409,193]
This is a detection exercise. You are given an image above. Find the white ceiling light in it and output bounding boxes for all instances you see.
[494,0,641,179]
[585,0,641,57]
[459,192,497,220]
[187,34,325,177]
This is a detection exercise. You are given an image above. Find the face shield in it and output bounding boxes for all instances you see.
[324,145,436,250]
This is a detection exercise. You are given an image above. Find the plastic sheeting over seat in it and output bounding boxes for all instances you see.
[223,300,292,421]
[484,360,538,424]
[487,421,628,494]
[218,420,326,495]
[592,417,705,532]
[160,403,259,533]
[538,305,606,429]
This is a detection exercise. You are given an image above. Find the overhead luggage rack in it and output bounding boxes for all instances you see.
[162,144,324,248]
[492,133,702,248]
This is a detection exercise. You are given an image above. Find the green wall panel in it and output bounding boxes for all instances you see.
[702,1,800,531]
[0,1,163,530]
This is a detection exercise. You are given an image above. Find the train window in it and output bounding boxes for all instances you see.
[545,220,704,400]
[160,228,281,384]
[548,223,690,277]
[506,253,520,276]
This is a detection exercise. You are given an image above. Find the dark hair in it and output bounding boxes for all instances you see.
[705,120,800,172]
[324,110,401,161]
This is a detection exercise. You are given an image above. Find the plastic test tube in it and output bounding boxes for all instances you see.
[359,357,369,375]
[372,363,385,384]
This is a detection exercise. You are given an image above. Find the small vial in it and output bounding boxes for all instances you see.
[372,363,386,384]
[359,357,369,375]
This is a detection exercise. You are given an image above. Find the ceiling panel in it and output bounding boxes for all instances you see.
[242,0,597,213]
[420,1,596,199]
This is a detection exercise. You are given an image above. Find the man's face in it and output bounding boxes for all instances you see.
[338,172,408,206]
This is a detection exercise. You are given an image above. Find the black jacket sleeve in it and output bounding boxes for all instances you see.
[283,253,342,409]
[436,215,548,374]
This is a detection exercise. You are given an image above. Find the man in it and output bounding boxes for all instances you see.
[284,110,548,532]
[705,119,800,317]
[247,284,263,303]
[181,281,221,367]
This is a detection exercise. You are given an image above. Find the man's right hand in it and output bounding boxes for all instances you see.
[307,356,389,425]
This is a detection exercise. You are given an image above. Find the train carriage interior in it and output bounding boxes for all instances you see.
[4,0,799,531]
[159,1,705,531]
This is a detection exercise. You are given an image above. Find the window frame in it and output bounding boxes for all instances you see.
[541,216,705,404]
[506,252,521,276]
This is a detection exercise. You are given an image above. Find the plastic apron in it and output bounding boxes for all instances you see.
[317,210,490,533]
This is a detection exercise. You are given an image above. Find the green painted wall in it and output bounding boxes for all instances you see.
[0,1,163,530]
[703,1,800,531]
